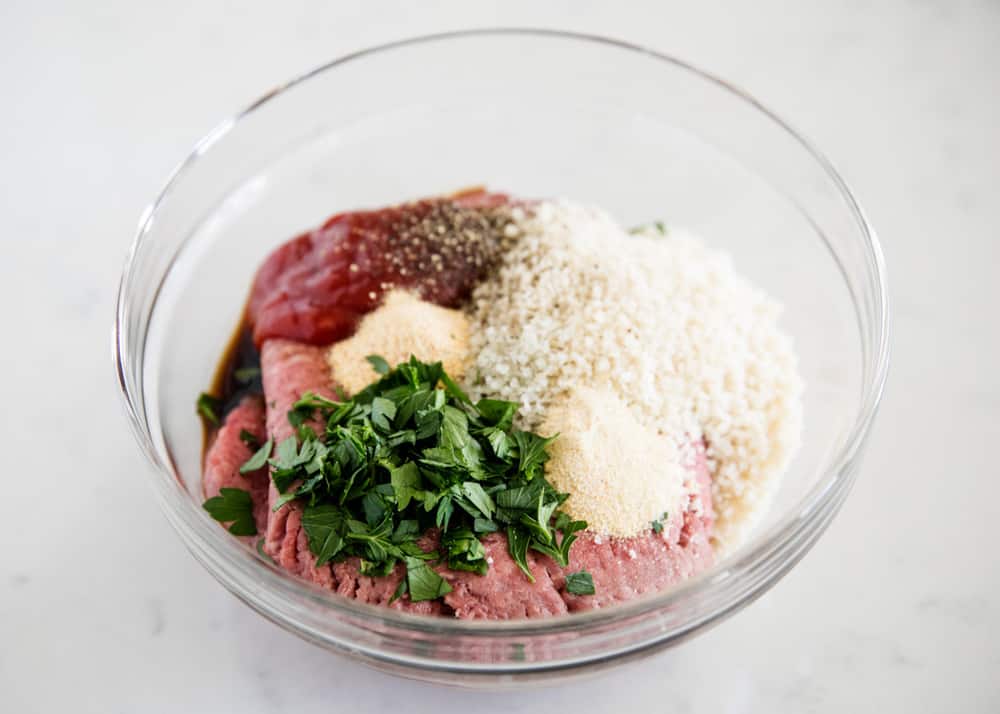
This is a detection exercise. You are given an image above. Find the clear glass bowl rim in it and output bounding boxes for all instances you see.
[113,28,890,666]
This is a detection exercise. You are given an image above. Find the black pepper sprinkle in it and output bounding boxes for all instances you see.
[377,200,519,290]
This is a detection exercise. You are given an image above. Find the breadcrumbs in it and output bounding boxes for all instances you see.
[467,200,803,552]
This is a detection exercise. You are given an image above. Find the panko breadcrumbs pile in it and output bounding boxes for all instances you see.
[466,200,803,553]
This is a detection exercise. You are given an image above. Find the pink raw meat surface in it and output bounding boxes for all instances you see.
[260,339,338,588]
[440,532,569,619]
[557,442,714,612]
[237,337,716,619]
[202,395,269,535]
[434,445,714,618]
[333,530,445,616]
[259,338,440,613]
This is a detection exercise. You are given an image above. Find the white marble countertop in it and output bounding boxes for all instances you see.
[3,1,997,711]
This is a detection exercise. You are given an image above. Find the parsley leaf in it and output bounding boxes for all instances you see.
[196,393,222,425]
[366,354,391,375]
[628,220,668,236]
[301,504,347,565]
[405,557,452,602]
[439,370,471,404]
[496,480,545,510]
[512,431,556,480]
[239,437,273,474]
[345,515,396,562]
[203,488,256,536]
[483,427,511,459]
[370,396,397,431]
[292,391,344,412]
[473,517,498,533]
[440,528,488,575]
[435,495,455,531]
[460,481,495,520]
[507,526,534,582]
[388,577,408,604]
[564,570,595,596]
[272,435,299,467]
[256,537,275,564]
[475,399,518,429]
[233,366,261,383]
[389,462,422,509]
[651,512,668,534]
[238,429,260,449]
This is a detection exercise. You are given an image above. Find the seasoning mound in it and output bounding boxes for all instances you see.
[328,290,470,395]
[468,200,804,552]
[540,386,687,538]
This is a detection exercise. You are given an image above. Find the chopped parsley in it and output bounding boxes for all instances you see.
[233,366,261,383]
[203,487,256,536]
[564,570,595,596]
[628,220,667,237]
[651,511,668,534]
[196,392,222,425]
[365,354,391,375]
[205,355,592,601]
[239,438,272,474]
[405,557,452,601]
[256,537,275,564]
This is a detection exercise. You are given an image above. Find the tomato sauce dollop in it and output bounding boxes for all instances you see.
[247,190,511,347]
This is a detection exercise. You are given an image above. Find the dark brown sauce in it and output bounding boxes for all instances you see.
[202,312,260,455]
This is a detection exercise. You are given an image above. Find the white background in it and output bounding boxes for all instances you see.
[2,1,998,711]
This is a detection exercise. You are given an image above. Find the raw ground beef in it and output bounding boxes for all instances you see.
[258,338,441,614]
[439,443,714,618]
[202,395,270,536]
[203,339,715,618]
[559,447,713,612]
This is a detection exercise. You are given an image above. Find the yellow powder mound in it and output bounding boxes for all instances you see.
[328,290,470,395]
[540,386,687,537]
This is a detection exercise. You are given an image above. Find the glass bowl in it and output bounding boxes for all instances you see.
[114,29,889,686]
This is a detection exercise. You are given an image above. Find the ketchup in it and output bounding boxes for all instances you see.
[247,189,511,347]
